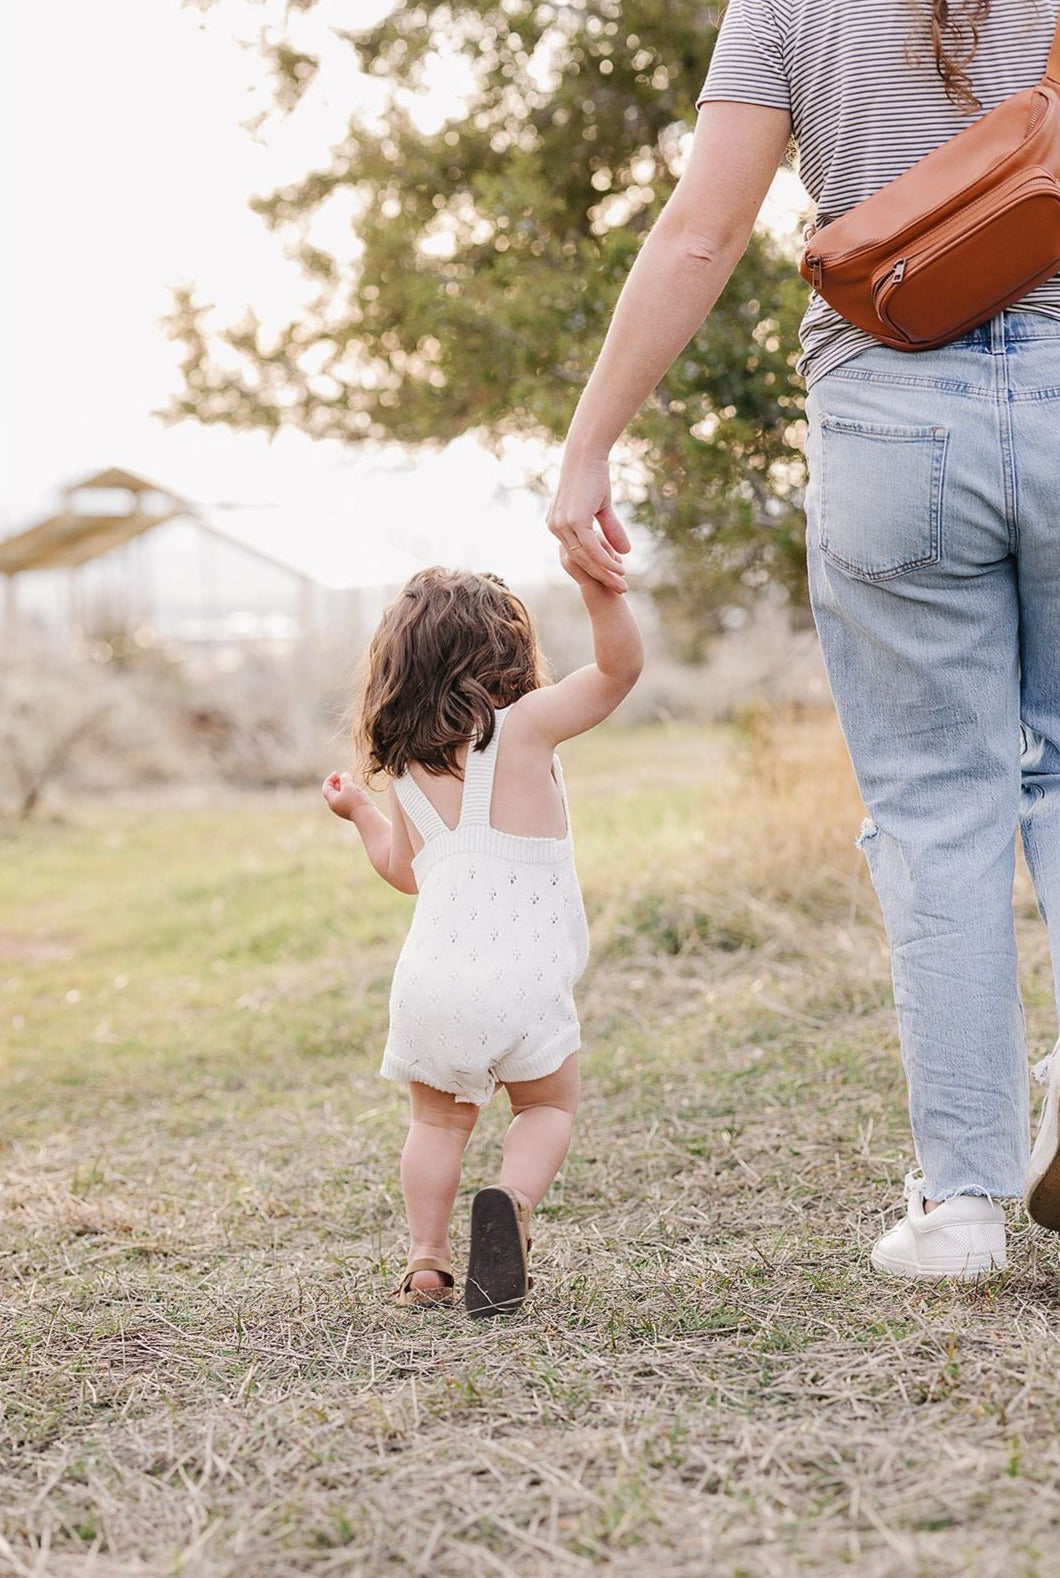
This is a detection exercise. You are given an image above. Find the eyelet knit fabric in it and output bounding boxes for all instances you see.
[379,706,590,1105]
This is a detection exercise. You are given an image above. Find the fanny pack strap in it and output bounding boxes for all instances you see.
[1048,8,1060,85]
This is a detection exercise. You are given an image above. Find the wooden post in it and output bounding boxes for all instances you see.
[2,573,17,650]
[69,566,80,649]
[298,574,315,647]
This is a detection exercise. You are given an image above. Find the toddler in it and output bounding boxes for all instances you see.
[323,554,642,1316]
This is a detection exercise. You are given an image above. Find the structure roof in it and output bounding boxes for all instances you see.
[0,449,576,591]
[0,463,431,589]
[67,466,172,494]
[0,469,188,575]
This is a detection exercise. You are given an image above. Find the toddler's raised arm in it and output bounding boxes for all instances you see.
[520,554,643,746]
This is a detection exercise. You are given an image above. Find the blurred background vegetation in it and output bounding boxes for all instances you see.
[169,0,809,651]
[1,1,821,826]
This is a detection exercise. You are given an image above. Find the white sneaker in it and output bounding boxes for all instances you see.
[1025,1045,1060,1230]
[870,1174,1006,1280]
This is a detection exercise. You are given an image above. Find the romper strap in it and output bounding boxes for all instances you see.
[550,750,572,836]
[458,705,511,827]
[393,770,451,842]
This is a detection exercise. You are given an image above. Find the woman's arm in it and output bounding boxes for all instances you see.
[547,100,793,589]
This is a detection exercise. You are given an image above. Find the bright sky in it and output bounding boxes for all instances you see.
[0,1,801,590]
[0,0,580,586]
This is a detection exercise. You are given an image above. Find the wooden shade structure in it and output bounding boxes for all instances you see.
[0,468,189,576]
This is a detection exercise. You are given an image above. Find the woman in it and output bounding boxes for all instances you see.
[547,0,1060,1279]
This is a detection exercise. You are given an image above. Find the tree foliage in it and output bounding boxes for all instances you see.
[169,1,809,636]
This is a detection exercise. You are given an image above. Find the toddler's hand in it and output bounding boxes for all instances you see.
[322,771,370,820]
[560,545,621,596]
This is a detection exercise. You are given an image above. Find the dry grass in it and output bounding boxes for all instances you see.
[1,714,1059,1578]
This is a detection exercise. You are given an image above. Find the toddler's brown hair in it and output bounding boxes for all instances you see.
[357,567,548,780]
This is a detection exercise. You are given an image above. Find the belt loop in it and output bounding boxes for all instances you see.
[989,311,1006,353]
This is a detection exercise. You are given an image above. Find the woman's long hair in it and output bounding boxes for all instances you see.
[356,567,548,781]
[911,0,994,111]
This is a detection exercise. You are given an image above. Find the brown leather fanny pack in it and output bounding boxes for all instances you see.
[799,14,1060,351]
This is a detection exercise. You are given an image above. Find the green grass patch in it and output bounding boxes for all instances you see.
[2,717,1059,1577]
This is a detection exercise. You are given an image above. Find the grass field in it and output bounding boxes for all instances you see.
[2,714,1060,1578]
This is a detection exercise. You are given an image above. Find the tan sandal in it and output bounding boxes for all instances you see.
[394,1257,455,1307]
[465,1187,533,1319]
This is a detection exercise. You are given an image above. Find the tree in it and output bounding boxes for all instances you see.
[169,0,808,639]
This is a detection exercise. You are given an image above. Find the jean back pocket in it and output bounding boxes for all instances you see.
[817,415,948,582]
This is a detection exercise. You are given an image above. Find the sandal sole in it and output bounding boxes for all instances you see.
[465,1187,528,1318]
[1026,1064,1060,1230]
[1026,1153,1060,1230]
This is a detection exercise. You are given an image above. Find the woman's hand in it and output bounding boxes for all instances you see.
[559,545,622,598]
[547,453,631,593]
[322,772,371,821]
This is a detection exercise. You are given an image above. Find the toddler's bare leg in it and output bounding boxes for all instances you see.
[402,1082,480,1291]
[500,1054,580,1210]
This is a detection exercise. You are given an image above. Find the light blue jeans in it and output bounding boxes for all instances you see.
[806,309,1060,1202]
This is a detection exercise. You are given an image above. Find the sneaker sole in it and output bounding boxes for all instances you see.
[870,1246,1006,1280]
[465,1187,528,1319]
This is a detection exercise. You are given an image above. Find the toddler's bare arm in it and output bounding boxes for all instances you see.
[321,774,417,894]
[519,555,644,745]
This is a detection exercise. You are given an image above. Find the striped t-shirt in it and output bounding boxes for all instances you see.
[698,0,1060,383]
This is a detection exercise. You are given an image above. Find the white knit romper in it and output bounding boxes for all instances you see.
[380,706,590,1105]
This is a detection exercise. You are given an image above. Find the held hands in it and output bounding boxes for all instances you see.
[547,454,631,593]
[560,546,619,596]
[322,771,372,821]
